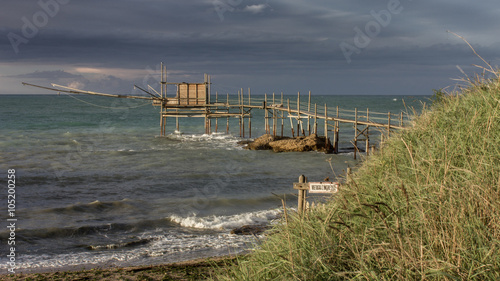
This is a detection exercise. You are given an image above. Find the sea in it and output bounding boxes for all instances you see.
[0,93,427,273]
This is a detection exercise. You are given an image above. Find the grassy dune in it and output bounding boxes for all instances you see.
[217,74,500,280]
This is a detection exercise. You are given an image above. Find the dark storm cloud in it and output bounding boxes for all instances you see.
[2,0,500,95]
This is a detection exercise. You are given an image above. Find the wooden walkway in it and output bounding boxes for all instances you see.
[156,90,407,159]
[23,67,409,159]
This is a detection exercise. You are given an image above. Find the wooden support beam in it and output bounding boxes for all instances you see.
[308,90,311,135]
[314,103,318,135]
[324,104,328,141]
[354,108,358,160]
[366,108,370,156]
[388,112,392,138]
[297,175,307,214]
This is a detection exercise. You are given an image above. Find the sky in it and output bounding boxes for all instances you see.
[1,0,499,96]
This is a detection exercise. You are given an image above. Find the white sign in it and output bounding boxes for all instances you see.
[308,182,339,194]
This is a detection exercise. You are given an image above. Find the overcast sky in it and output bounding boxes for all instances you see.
[1,0,499,96]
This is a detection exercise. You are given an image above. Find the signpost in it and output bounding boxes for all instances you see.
[293,175,339,214]
[308,182,339,194]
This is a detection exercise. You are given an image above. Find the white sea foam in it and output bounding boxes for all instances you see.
[0,231,258,273]
[169,209,280,230]
[165,132,243,150]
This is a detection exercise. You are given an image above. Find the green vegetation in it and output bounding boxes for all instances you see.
[216,73,500,280]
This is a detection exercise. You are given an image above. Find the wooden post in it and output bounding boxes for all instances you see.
[365,108,369,157]
[264,94,269,134]
[160,112,163,136]
[281,92,284,137]
[297,92,301,136]
[308,90,311,135]
[314,103,318,135]
[332,106,337,153]
[242,111,245,138]
[248,88,252,138]
[240,89,244,137]
[354,108,358,160]
[205,116,208,135]
[272,93,276,137]
[335,106,339,154]
[288,99,294,137]
[387,112,391,138]
[298,175,307,214]
[238,115,243,138]
[324,104,328,141]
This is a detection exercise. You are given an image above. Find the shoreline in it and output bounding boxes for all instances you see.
[1,255,238,280]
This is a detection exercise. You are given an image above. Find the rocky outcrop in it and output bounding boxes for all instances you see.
[230,224,269,235]
[241,134,333,153]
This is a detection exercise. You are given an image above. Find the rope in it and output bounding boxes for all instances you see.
[62,93,152,109]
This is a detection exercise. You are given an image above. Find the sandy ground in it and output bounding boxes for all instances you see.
[1,256,237,281]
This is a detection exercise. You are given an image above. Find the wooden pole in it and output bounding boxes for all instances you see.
[366,108,369,157]
[314,103,318,135]
[335,106,339,154]
[297,92,304,137]
[248,88,251,138]
[288,99,294,137]
[324,104,328,141]
[354,108,358,160]
[387,112,391,138]
[160,113,164,136]
[161,62,164,99]
[298,175,306,214]
[308,90,311,135]
[281,92,284,137]
[241,89,245,137]
[332,106,337,153]
[273,92,276,137]
[264,93,269,134]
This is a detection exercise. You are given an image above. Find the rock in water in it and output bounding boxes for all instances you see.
[243,134,333,153]
[230,225,268,235]
[244,134,289,150]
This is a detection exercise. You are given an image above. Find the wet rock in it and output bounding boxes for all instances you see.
[242,134,333,153]
[244,134,290,150]
[230,225,268,235]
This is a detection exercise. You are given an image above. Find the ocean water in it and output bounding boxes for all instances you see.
[0,93,427,273]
